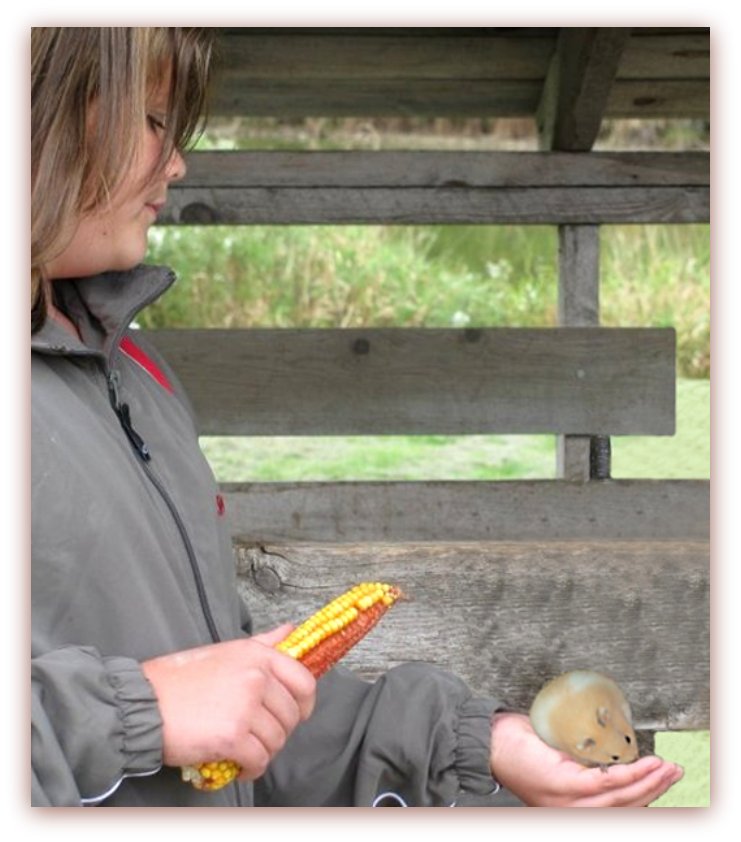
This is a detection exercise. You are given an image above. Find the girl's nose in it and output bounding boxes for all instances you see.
[165,147,186,182]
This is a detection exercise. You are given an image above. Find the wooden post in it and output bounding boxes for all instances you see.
[556,225,601,481]
[537,28,631,152]
[537,29,627,480]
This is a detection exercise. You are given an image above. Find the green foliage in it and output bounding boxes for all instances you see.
[143,222,708,378]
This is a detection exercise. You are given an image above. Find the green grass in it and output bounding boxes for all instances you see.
[200,433,555,482]
[650,731,710,807]
[612,378,710,479]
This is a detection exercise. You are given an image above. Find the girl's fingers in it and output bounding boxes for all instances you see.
[576,760,684,807]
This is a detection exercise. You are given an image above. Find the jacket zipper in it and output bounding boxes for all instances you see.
[106,368,222,645]
[106,365,243,804]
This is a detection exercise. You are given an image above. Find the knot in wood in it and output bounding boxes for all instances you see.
[252,561,283,594]
[352,338,371,355]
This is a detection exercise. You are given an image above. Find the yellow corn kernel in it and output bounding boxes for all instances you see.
[182,759,241,791]
[182,582,403,791]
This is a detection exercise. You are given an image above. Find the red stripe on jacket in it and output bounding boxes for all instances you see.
[119,335,174,394]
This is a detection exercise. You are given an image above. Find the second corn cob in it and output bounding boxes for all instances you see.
[181,581,403,791]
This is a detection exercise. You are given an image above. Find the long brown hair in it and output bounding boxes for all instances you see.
[31,27,213,333]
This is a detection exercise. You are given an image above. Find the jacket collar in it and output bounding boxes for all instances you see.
[31,264,175,363]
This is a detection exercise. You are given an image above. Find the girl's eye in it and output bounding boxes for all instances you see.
[147,115,167,133]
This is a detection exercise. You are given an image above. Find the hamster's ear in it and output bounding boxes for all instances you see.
[596,706,610,727]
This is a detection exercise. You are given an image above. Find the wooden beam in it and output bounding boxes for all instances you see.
[164,151,709,225]
[607,79,710,118]
[222,479,709,544]
[215,31,555,81]
[207,28,708,119]
[235,539,710,730]
[179,150,709,188]
[210,78,544,119]
[142,327,676,437]
[537,28,631,151]
[618,31,709,80]
[162,185,708,226]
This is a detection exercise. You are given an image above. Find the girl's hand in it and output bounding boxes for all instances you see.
[142,626,316,781]
[490,712,684,807]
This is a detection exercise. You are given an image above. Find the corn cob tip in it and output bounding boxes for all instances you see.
[181,759,241,791]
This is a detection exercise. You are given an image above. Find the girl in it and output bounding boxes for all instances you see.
[31,27,683,807]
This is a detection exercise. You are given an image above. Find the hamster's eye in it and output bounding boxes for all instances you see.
[625,735,632,744]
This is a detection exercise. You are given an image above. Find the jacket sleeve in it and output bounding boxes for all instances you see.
[254,662,501,807]
[31,646,163,806]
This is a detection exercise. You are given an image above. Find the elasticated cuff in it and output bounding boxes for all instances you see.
[455,696,502,795]
[104,656,163,776]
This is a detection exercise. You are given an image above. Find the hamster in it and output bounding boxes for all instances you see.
[529,670,639,767]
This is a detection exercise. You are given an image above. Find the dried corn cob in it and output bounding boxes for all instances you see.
[182,582,403,791]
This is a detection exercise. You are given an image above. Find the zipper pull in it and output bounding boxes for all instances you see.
[118,402,151,462]
[106,370,151,462]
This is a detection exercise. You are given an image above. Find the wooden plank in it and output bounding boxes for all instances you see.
[216,32,556,80]
[221,480,709,544]
[618,32,710,79]
[143,327,676,436]
[537,28,631,151]
[169,151,709,226]
[235,540,710,731]
[210,78,543,118]
[179,151,710,188]
[209,77,708,119]
[210,28,708,119]
[215,30,709,82]
[607,79,709,118]
[161,185,709,225]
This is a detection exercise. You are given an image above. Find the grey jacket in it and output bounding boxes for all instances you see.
[31,266,500,807]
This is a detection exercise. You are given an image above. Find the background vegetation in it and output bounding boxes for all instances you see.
[143,116,710,806]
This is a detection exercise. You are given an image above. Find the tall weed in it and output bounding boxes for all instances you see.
[144,222,708,377]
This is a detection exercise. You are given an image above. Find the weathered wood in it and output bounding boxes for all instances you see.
[558,226,600,325]
[537,28,631,151]
[557,435,592,483]
[162,185,708,226]
[210,78,544,119]
[166,151,708,226]
[235,540,710,731]
[221,480,709,544]
[209,28,708,119]
[214,30,709,83]
[215,31,556,81]
[210,77,708,120]
[607,79,709,118]
[618,32,710,79]
[557,225,601,480]
[179,151,709,188]
[143,327,676,436]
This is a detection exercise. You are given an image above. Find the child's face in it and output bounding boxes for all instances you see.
[46,76,184,281]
